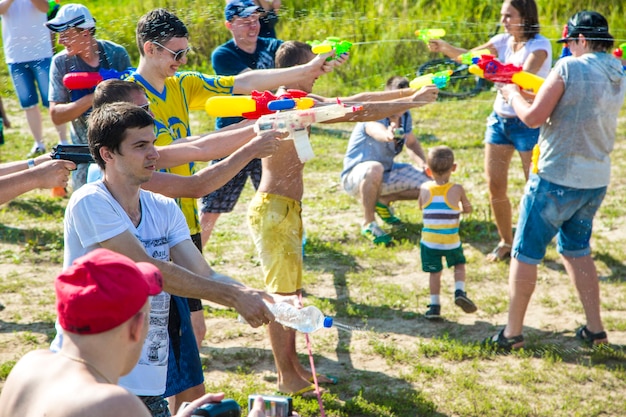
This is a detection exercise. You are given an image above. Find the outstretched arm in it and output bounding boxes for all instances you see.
[155,121,257,168]
[0,160,75,205]
[144,131,283,198]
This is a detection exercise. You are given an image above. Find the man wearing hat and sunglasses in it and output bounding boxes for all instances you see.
[0,248,271,417]
[486,11,625,351]
[47,3,131,191]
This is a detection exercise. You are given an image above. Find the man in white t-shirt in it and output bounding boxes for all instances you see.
[54,102,274,416]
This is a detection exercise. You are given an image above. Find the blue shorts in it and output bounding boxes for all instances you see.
[484,111,539,152]
[139,396,171,417]
[164,295,204,398]
[8,58,52,109]
[512,175,607,265]
[201,158,262,213]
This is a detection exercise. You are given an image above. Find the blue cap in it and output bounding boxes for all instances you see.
[225,0,263,21]
[323,316,333,328]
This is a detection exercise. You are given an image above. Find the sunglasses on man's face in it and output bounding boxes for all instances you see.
[152,41,191,62]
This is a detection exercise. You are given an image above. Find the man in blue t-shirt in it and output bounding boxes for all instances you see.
[199,0,283,247]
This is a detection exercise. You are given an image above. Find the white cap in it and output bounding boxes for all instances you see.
[46,4,96,33]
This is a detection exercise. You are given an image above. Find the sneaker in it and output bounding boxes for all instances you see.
[424,304,441,320]
[27,144,46,158]
[361,222,392,246]
[454,290,477,313]
[482,328,525,352]
[375,202,402,225]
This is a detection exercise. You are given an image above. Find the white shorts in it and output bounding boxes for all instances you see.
[342,161,430,198]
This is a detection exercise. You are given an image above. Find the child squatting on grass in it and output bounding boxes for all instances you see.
[418,145,477,320]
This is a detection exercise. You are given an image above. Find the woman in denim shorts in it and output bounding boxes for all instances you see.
[484,10,625,350]
[428,0,552,261]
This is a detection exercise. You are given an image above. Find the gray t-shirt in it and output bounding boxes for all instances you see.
[538,52,626,189]
[341,112,412,182]
[49,40,131,189]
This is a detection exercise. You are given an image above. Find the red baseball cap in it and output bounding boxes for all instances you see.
[56,248,163,334]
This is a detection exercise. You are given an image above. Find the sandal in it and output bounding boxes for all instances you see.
[576,325,608,346]
[486,242,512,262]
[482,328,525,352]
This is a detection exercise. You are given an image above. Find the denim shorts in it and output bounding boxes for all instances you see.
[512,175,607,264]
[8,58,52,109]
[484,111,539,152]
[201,158,262,213]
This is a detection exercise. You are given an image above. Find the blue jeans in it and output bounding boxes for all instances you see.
[8,58,52,109]
[484,111,539,152]
[512,175,607,264]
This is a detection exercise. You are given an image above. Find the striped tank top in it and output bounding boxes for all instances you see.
[421,182,461,250]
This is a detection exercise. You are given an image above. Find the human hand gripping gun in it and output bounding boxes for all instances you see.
[409,69,452,90]
[205,90,315,119]
[307,37,353,60]
[254,101,363,163]
[415,28,446,43]
[468,55,544,94]
[50,144,95,165]
[48,144,95,197]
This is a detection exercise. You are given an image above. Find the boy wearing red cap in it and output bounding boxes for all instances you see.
[0,248,270,417]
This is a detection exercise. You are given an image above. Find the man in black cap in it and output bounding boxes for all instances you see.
[486,10,626,351]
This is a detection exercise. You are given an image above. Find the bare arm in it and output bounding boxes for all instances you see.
[522,49,549,75]
[99,231,273,327]
[143,131,282,198]
[0,0,14,14]
[428,39,496,61]
[337,86,439,122]
[0,160,75,205]
[404,132,427,168]
[457,185,472,214]
[0,154,51,177]
[155,122,256,168]
[500,70,564,128]
[50,95,95,125]
[233,53,335,94]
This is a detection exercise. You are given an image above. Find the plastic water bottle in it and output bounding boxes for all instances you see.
[269,302,333,333]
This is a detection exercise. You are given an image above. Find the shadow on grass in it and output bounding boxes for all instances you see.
[0,319,55,338]
[201,344,446,417]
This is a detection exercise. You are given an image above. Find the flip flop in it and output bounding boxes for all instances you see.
[486,242,511,262]
[308,373,338,385]
[279,384,321,398]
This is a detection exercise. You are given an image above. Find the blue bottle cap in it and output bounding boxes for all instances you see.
[323,316,333,328]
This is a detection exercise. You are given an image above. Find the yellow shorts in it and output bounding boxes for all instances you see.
[247,192,303,293]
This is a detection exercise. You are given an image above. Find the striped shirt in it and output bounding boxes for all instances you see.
[421,182,461,250]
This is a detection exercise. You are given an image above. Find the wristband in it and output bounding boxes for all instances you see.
[27,159,36,169]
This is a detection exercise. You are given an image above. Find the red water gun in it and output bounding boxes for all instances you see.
[62,68,135,90]
[468,55,544,94]
[205,89,315,119]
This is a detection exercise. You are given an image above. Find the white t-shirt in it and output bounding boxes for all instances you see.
[52,181,190,396]
[491,33,552,117]
[1,0,52,63]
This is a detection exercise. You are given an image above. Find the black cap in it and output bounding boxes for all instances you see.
[557,11,613,43]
